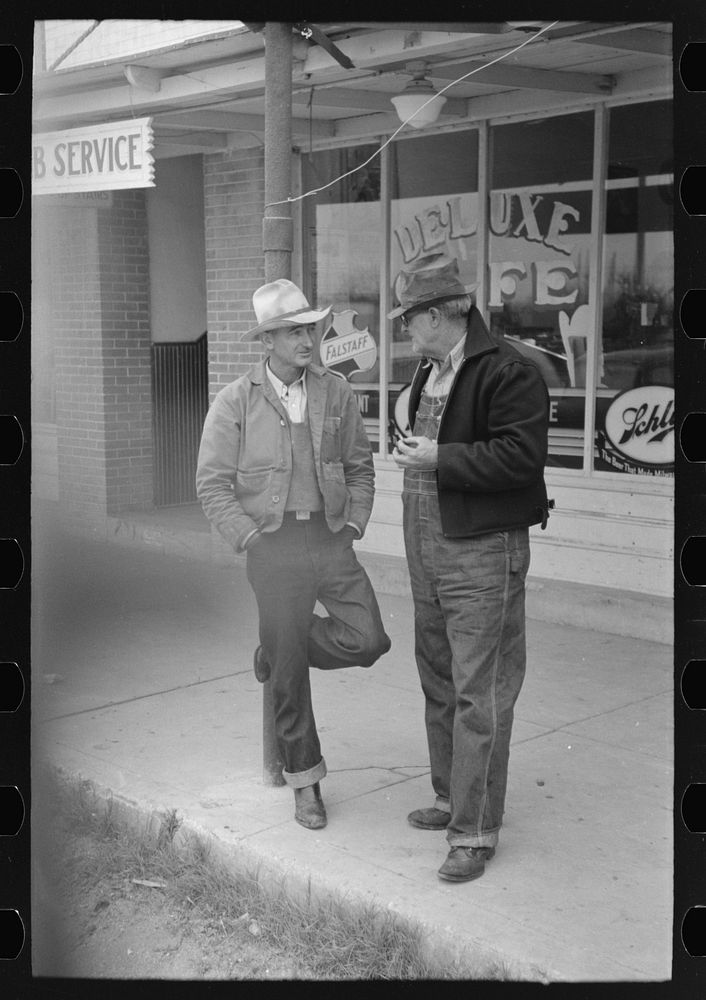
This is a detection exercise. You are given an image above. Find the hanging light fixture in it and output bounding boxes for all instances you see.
[391,61,446,129]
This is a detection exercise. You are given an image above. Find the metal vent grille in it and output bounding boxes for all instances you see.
[152,333,209,506]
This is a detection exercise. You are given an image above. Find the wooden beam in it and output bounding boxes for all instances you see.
[33,54,269,126]
[344,23,515,35]
[33,28,432,124]
[155,109,335,140]
[293,86,393,112]
[430,60,615,94]
[34,29,480,128]
[572,28,671,57]
[294,28,502,80]
[152,130,231,149]
[333,107,467,140]
[153,142,228,159]
[155,110,257,131]
[291,85,466,117]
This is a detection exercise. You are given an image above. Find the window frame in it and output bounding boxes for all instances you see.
[298,96,674,491]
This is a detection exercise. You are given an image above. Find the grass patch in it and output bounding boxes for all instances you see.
[38,770,507,980]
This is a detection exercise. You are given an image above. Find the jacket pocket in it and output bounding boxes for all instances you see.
[321,460,349,518]
[235,468,273,497]
[321,416,342,462]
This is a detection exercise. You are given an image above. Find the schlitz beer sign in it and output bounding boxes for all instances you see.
[597,385,674,476]
[32,118,155,196]
[320,310,377,379]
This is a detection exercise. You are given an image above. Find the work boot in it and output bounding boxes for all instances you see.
[253,645,270,683]
[437,845,495,882]
[407,807,450,830]
[294,782,327,830]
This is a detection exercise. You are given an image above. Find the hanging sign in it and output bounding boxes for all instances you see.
[32,117,155,196]
[320,310,377,380]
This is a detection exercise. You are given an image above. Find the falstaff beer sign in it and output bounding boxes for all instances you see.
[598,385,674,475]
[32,118,155,196]
[320,310,377,379]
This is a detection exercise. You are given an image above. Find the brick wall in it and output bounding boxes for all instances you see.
[203,147,266,398]
[34,190,152,523]
[97,190,153,514]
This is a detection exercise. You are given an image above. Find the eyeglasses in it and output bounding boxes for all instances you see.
[400,307,428,329]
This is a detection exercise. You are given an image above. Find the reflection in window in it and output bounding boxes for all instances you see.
[303,145,382,448]
[388,131,479,447]
[596,100,674,476]
[489,112,594,470]
[301,101,673,477]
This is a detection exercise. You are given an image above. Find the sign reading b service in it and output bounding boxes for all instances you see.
[32,117,155,196]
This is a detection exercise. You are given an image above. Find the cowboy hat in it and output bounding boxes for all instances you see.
[388,252,477,320]
[243,279,332,340]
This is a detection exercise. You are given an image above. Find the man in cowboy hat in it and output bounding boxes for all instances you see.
[196,278,391,830]
[390,252,552,882]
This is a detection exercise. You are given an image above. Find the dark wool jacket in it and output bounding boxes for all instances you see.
[407,305,552,538]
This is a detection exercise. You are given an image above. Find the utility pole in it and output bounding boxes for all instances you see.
[261,22,293,787]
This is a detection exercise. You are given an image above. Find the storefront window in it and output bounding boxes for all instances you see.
[489,112,594,470]
[303,145,383,449]
[303,101,672,475]
[595,101,674,476]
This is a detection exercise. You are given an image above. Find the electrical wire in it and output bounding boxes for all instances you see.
[265,20,558,209]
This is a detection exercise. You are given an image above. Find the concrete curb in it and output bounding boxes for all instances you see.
[51,766,551,983]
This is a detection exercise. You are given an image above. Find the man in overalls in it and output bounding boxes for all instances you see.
[391,253,552,881]
[197,279,391,830]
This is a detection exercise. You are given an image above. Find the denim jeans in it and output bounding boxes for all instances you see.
[402,491,530,849]
[246,512,391,787]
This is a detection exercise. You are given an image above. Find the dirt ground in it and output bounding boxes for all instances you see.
[31,773,440,983]
[32,819,318,981]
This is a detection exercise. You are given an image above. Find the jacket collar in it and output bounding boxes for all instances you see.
[249,359,327,385]
[249,359,330,429]
[462,305,499,361]
[416,305,497,374]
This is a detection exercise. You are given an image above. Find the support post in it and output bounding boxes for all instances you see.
[261,21,293,787]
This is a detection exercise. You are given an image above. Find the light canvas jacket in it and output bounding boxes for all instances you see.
[196,360,374,552]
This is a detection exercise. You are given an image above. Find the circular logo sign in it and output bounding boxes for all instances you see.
[604,385,674,466]
[320,310,377,380]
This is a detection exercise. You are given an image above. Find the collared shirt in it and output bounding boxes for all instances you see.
[265,363,307,423]
[423,334,466,401]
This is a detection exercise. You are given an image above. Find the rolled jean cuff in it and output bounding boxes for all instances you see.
[434,796,451,813]
[447,831,499,850]
[282,756,327,789]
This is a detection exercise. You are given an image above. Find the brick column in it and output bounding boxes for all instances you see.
[46,190,152,525]
[202,146,269,563]
[97,190,152,514]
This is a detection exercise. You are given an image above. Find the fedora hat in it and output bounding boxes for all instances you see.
[243,279,332,340]
[388,252,477,320]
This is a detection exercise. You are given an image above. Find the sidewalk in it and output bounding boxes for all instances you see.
[31,514,673,982]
